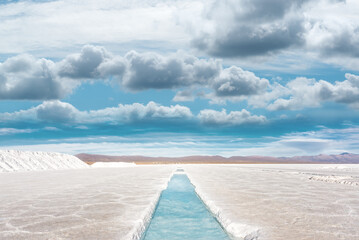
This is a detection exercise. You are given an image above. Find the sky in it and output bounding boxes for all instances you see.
[1,0,359,157]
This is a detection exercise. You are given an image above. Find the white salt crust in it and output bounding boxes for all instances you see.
[184,164,359,240]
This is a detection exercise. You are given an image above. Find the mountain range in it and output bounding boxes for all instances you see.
[76,152,359,164]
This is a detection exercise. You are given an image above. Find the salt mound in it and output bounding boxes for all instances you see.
[0,150,89,172]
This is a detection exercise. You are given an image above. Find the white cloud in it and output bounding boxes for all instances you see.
[212,66,269,97]
[0,45,232,99]
[0,46,221,99]
[304,0,359,69]
[197,72,359,111]
[0,128,35,135]
[36,101,80,122]
[2,126,358,157]
[217,126,359,157]
[247,82,289,108]
[198,109,267,126]
[267,74,359,110]
[189,0,359,71]
[173,89,195,102]
[85,101,193,123]
[43,126,61,131]
[0,0,358,72]
[121,50,221,91]
[0,100,273,127]
[0,0,197,55]
[279,138,332,152]
[57,45,113,79]
[0,100,193,124]
[0,142,219,157]
[192,0,309,57]
[0,54,75,100]
[1,45,359,111]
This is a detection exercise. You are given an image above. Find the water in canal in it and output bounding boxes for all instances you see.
[141,173,230,240]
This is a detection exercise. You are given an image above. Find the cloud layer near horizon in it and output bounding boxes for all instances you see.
[2,126,358,157]
[0,100,267,127]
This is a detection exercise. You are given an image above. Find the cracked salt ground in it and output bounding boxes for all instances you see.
[141,173,230,240]
[0,166,175,240]
[184,164,359,240]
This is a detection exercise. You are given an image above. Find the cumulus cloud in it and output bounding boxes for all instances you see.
[304,1,359,67]
[2,45,359,111]
[192,0,309,57]
[0,46,221,99]
[0,100,193,124]
[1,0,359,72]
[1,45,262,100]
[57,45,112,79]
[267,74,359,110]
[36,101,80,122]
[85,101,193,123]
[213,66,269,96]
[121,51,220,91]
[0,54,74,100]
[58,46,221,91]
[97,56,126,78]
[247,82,290,108]
[198,109,267,126]
[190,0,359,71]
[0,100,271,127]
[173,71,359,110]
[316,28,359,58]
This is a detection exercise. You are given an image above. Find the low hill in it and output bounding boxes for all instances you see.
[76,153,359,164]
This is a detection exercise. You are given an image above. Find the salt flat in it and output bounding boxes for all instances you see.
[0,166,175,240]
[184,164,359,240]
[1,164,359,240]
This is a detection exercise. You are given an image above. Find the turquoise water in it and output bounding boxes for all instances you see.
[141,174,230,240]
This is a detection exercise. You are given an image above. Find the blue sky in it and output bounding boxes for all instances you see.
[1,0,359,157]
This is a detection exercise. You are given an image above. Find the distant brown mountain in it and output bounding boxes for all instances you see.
[76,152,359,164]
[280,152,359,163]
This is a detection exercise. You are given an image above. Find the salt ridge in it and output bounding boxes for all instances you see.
[0,150,89,172]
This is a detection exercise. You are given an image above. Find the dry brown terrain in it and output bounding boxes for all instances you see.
[76,153,359,165]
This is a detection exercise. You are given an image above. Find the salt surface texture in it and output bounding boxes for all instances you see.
[184,164,359,240]
[0,166,175,240]
[91,162,137,168]
[0,150,89,172]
